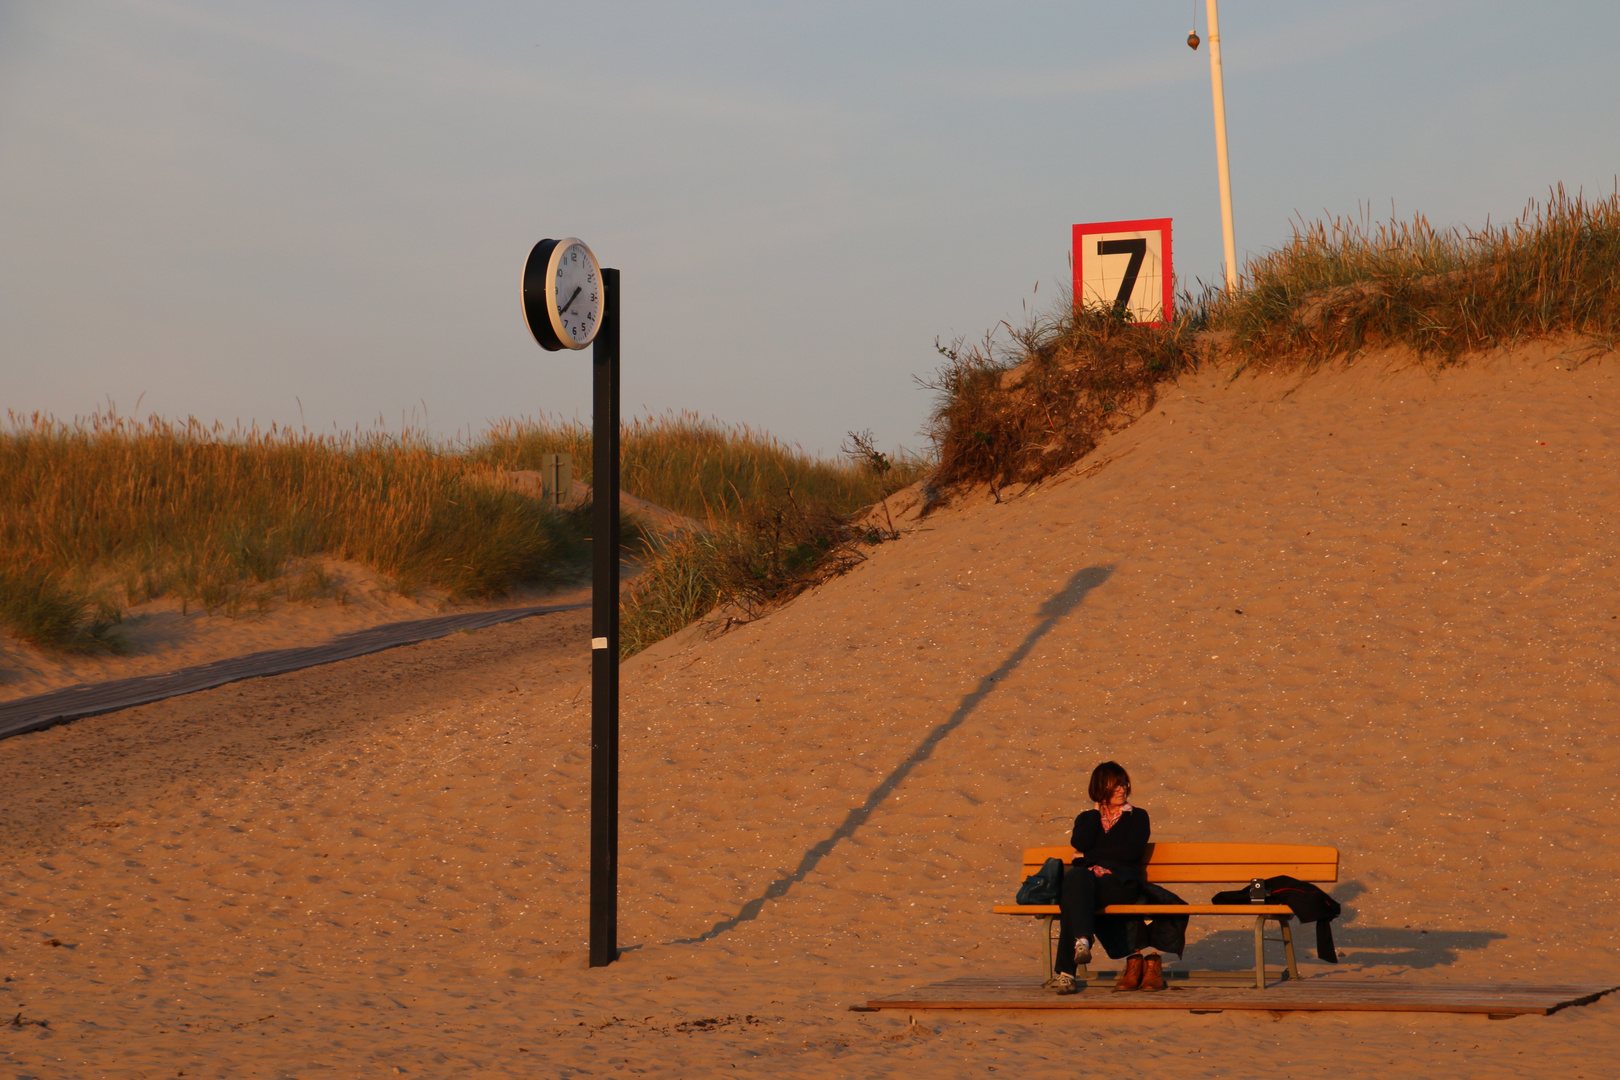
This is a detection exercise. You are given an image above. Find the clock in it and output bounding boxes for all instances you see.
[522,237,603,351]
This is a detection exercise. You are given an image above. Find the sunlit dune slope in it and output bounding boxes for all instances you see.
[614,339,1620,969]
[4,339,1617,1076]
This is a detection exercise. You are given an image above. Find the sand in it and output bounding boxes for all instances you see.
[3,340,1619,1077]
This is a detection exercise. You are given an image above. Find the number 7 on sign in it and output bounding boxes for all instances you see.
[1072,218,1174,326]
[1096,238,1147,317]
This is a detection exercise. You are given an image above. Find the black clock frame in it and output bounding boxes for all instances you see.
[522,237,600,351]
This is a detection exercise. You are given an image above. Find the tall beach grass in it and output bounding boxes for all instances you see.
[1,410,924,655]
[1215,185,1620,362]
[0,412,592,650]
[472,411,928,522]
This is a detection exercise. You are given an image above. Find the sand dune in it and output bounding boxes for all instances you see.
[2,341,1618,1077]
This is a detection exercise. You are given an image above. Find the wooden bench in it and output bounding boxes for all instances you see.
[992,842,1340,989]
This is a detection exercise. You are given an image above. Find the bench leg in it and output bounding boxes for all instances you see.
[1042,915,1055,986]
[1253,916,1267,990]
[1280,917,1300,982]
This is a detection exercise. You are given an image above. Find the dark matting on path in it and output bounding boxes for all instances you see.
[865,973,1619,1016]
[0,602,589,742]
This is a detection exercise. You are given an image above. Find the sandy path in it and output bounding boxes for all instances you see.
[3,342,1619,1077]
[0,602,590,741]
[0,563,590,703]
[0,604,591,854]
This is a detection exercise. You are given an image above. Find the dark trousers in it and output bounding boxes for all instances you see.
[1055,868,1189,975]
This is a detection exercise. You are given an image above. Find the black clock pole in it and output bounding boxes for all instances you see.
[589,267,621,968]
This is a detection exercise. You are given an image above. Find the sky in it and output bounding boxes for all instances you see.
[3,1,1618,457]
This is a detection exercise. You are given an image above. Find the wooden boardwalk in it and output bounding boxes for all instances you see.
[865,972,1619,1016]
[0,602,589,742]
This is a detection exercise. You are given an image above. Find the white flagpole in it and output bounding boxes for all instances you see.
[1205,0,1238,290]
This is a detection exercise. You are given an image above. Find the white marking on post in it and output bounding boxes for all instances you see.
[591,637,609,649]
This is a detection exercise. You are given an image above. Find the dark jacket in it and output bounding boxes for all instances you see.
[1069,806,1151,880]
[1212,875,1341,962]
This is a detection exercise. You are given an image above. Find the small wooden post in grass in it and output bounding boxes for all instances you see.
[540,453,573,508]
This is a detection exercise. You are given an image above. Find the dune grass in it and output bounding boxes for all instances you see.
[1215,185,1620,362]
[0,564,123,654]
[0,412,593,651]
[924,186,1620,490]
[923,300,1204,490]
[472,411,928,522]
[618,491,868,659]
[1,410,924,656]
[473,413,929,658]
[473,412,928,657]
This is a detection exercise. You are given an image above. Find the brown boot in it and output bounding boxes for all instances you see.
[1112,954,1144,992]
[1140,953,1166,992]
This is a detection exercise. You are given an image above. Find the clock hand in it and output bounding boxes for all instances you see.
[558,286,582,314]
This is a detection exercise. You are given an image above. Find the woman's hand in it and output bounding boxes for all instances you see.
[1090,865,1112,877]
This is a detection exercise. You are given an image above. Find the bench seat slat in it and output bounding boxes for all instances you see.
[992,905,1061,914]
[1145,865,1335,882]
[1020,865,1337,883]
[1101,904,1292,915]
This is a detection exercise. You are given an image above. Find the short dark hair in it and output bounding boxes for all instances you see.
[1088,761,1132,803]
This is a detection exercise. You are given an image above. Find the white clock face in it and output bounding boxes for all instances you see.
[552,242,601,347]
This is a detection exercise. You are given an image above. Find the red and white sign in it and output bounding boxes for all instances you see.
[1073,218,1173,325]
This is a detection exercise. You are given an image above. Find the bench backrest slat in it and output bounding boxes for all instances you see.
[1019,842,1339,885]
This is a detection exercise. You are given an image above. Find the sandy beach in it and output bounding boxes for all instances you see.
[3,341,1618,1077]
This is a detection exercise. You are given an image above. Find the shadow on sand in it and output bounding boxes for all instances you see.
[1188,884,1507,971]
[1188,925,1506,971]
[673,564,1115,945]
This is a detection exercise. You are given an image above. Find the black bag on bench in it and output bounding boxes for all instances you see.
[1014,858,1065,905]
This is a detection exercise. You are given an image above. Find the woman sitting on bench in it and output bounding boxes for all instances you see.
[1053,761,1189,994]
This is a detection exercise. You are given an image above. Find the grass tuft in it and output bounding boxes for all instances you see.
[922,298,1203,490]
[619,491,868,659]
[618,530,729,658]
[0,563,123,653]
